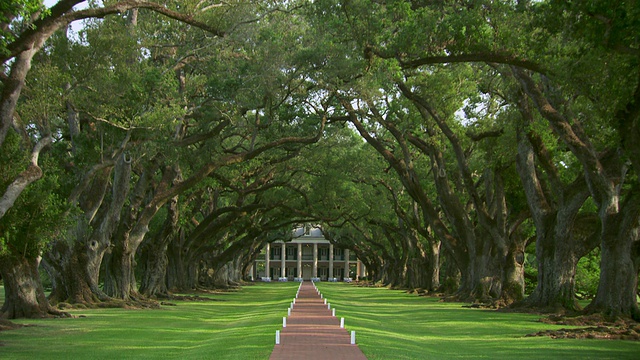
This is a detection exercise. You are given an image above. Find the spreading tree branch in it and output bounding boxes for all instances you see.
[0,135,52,219]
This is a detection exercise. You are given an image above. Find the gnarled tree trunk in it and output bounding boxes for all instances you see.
[498,229,528,305]
[138,195,179,298]
[513,89,597,312]
[44,238,110,305]
[45,153,130,305]
[166,229,197,291]
[0,255,66,319]
[587,194,640,320]
[425,239,441,291]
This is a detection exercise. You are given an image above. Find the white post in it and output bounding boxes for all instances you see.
[288,308,291,316]
[276,330,280,345]
[283,317,287,328]
[351,331,356,345]
[328,303,330,309]
[324,298,326,304]
[332,308,336,316]
[340,317,344,328]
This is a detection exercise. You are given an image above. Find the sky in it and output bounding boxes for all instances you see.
[44,0,88,9]
[43,0,89,38]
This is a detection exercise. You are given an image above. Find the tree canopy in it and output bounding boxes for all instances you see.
[1,0,639,321]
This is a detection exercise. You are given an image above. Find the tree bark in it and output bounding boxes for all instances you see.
[440,248,461,294]
[426,239,441,291]
[103,163,177,299]
[514,67,639,318]
[0,49,37,148]
[514,105,592,311]
[102,242,138,301]
[497,214,530,305]
[45,153,129,305]
[0,255,67,319]
[0,135,52,219]
[586,191,640,320]
[138,239,171,298]
[167,236,200,292]
[44,239,109,305]
[138,194,179,298]
[500,239,526,305]
[202,257,243,289]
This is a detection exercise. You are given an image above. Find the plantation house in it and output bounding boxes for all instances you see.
[251,226,365,281]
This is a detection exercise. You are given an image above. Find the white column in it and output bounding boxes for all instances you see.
[297,243,302,278]
[344,249,350,279]
[249,264,254,281]
[356,260,361,280]
[313,243,318,278]
[281,242,286,278]
[265,243,270,279]
[329,244,334,279]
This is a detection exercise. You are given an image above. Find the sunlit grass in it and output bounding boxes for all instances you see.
[0,283,298,360]
[2,283,639,359]
[315,283,640,360]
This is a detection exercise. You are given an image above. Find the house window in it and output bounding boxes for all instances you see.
[319,247,329,260]
[318,267,328,280]
[271,247,281,260]
[302,246,313,260]
[286,246,297,260]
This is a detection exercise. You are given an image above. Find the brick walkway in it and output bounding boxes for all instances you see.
[269,281,367,360]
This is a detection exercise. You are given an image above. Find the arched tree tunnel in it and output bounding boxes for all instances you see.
[1,0,638,321]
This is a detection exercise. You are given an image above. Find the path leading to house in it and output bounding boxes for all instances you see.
[269,281,368,360]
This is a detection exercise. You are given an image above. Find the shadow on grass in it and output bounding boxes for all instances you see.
[316,283,640,360]
[0,282,299,360]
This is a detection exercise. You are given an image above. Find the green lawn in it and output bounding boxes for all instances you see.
[0,283,298,360]
[1,282,638,359]
[315,283,640,360]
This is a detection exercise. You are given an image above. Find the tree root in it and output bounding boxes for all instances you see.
[55,297,161,310]
[0,319,24,332]
[527,314,640,341]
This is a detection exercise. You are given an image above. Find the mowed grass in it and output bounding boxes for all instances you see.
[315,282,640,360]
[1,283,639,359]
[0,283,299,360]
